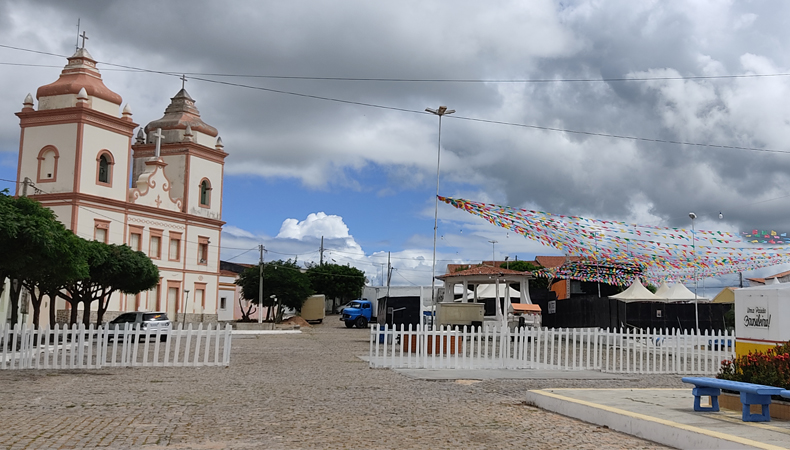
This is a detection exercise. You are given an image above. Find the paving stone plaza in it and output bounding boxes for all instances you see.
[0,318,679,449]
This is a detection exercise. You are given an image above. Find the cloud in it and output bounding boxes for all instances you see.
[276,212,351,240]
[6,1,790,288]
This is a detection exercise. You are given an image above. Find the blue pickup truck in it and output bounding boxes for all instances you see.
[340,299,375,328]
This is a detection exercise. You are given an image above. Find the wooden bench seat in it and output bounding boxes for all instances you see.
[682,377,787,422]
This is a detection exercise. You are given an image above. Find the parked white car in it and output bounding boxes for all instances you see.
[107,312,172,341]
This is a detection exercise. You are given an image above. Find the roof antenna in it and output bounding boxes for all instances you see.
[75,18,80,52]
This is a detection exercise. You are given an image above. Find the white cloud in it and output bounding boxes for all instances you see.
[276,212,351,240]
[7,1,790,288]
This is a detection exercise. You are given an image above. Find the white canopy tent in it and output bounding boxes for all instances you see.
[609,278,662,303]
[608,278,663,328]
[664,283,708,302]
[474,283,521,300]
[654,281,672,299]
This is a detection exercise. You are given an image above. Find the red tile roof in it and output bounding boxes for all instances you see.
[437,265,530,279]
[535,255,583,268]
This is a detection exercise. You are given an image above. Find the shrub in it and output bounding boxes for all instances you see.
[717,341,790,389]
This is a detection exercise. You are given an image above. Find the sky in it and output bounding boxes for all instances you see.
[2,0,790,293]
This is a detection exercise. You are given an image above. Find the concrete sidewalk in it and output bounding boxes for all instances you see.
[526,388,790,450]
[394,367,638,381]
[387,365,789,449]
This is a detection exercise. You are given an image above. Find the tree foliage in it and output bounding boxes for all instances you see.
[0,192,87,328]
[62,240,160,326]
[500,260,550,290]
[236,259,313,321]
[21,230,89,329]
[0,192,159,328]
[306,263,366,313]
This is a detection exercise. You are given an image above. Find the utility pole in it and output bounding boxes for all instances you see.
[258,245,265,323]
[21,177,31,197]
[386,252,392,298]
[319,236,324,265]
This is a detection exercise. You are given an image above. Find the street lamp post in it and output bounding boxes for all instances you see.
[426,105,455,323]
[689,212,699,332]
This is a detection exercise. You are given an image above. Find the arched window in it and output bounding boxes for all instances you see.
[98,155,109,183]
[199,178,211,207]
[96,150,114,186]
[36,146,59,183]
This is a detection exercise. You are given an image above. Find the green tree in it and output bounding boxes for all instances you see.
[61,240,159,327]
[500,260,550,290]
[236,259,312,322]
[20,230,89,329]
[306,263,366,313]
[0,192,84,327]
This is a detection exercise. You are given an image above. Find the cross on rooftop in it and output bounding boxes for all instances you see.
[180,74,187,90]
[80,31,88,49]
[152,128,164,158]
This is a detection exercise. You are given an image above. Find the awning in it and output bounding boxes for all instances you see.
[512,304,541,313]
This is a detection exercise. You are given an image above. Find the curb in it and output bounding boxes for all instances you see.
[525,389,783,450]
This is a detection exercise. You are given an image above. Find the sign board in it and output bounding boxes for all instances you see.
[548,300,556,314]
[734,283,790,356]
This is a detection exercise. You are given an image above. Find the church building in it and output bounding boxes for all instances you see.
[14,45,227,323]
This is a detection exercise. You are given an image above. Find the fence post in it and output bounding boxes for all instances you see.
[222,324,232,366]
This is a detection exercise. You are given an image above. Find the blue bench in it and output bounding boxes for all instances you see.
[682,377,786,422]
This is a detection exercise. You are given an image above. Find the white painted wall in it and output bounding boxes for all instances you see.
[19,123,77,194]
[187,154,223,219]
[78,125,130,201]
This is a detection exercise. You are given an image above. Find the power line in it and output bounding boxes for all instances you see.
[1,43,787,155]
[222,247,258,262]
[392,269,418,286]
[26,183,251,251]
[5,44,790,83]
[179,72,790,83]
[450,115,790,155]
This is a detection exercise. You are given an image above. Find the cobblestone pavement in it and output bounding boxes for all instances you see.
[0,318,679,449]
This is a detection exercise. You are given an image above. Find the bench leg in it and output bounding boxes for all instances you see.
[740,392,771,422]
[692,387,720,412]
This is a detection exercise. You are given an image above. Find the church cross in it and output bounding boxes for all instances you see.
[80,31,88,49]
[152,128,164,158]
[180,74,188,90]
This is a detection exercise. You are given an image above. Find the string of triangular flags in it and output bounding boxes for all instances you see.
[439,196,790,285]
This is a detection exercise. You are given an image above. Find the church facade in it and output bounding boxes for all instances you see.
[14,47,227,323]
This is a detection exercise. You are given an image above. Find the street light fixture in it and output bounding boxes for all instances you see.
[689,212,699,332]
[426,105,455,322]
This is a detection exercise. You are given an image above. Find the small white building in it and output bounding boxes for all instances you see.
[12,46,227,324]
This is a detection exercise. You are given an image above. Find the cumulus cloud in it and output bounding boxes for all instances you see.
[277,212,351,240]
[5,1,790,287]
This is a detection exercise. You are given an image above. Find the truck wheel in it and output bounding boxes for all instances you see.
[344,321,355,328]
[355,317,368,328]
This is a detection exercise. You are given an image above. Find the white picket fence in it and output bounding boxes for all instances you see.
[0,323,233,370]
[369,324,735,375]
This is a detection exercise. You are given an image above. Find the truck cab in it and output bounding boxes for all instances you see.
[340,299,373,328]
